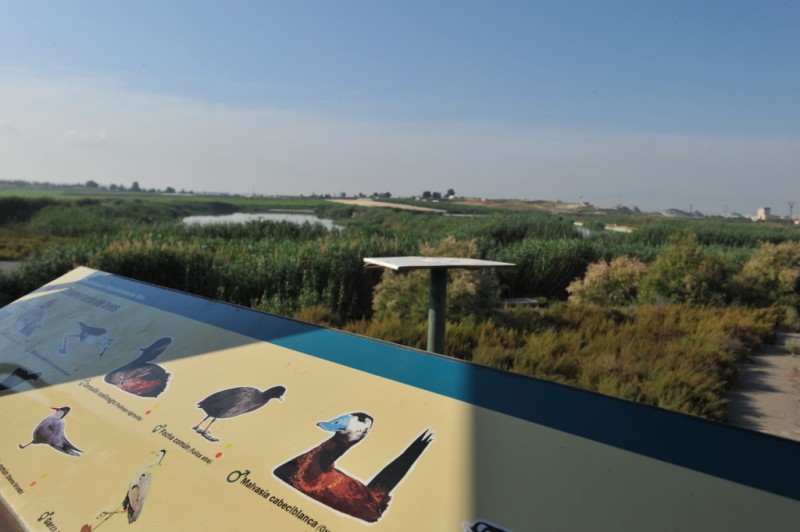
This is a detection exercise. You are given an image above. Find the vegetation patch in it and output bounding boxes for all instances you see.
[1,190,798,422]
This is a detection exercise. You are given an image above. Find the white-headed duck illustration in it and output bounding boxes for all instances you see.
[274,412,433,523]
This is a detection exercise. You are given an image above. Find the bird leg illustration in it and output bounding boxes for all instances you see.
[88,450,167,530]
[192,416,219,442]
[59,334,79,354]
[59,322,114,358]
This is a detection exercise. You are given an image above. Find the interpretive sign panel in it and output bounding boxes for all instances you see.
[0,267,798,531]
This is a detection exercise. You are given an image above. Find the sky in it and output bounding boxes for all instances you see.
[0,1,798,215]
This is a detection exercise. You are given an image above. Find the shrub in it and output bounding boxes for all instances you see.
[735,241,800,308]
[639,233,735,306]
[468,304,774,421]
[293,304,340,328]
[567,256,648,305]
[786,338,800,356]
[344,316,428,351]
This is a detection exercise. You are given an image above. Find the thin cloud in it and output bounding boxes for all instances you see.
[60,129,110,146]
[0,121,21,140]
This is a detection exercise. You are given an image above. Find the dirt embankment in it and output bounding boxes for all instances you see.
[328,199,445,213]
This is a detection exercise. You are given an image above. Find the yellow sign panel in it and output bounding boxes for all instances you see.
[0,267,799,531]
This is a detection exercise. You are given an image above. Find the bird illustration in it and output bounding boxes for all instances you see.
[463,520,509,532]
[274,412,434,523]
[14,299,56,337]
[0,366,42,392]
[193,385,286,442]
[59,321,115,358]
[93,450,167,527]
[18,406,83,456]
[104,337,172,397]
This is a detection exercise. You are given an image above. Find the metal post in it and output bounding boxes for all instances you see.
[428,268,447,354]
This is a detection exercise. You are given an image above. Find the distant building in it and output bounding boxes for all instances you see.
[753,207,780,222]
[661,208,702,218]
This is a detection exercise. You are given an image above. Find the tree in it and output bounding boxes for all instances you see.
[446,188,455,197]
[421,191,432,199]
[130,181,141,192]
[85,180,99,189]
[639,233,734,306]
[165,186,176,194]
[567,256,648,306]
[432,191,442,200]
[735,241,800,314]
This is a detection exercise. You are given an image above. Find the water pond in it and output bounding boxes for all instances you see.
[183,212,337,230]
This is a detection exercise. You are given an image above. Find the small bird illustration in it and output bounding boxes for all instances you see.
[14,299,56,337]
[105,337,172,397]
[19,406,83,456]
[193,385,286,442]
[59,321,114,358]
[274,412,434,522]
[92,449,167,528]
[463,520,509,532]
[0,366,42,392]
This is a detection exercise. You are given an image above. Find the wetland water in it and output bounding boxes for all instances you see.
[182,212,337,230]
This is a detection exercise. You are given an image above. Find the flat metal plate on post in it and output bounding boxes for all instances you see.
[365,257,515,355]
[364,256,515,271]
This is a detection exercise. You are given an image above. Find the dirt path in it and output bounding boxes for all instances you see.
[328,198,445,213]
[0,261,22,276]
[727,333,800,442]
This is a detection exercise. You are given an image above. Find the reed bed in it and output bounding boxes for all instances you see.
[1,196,798,421]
